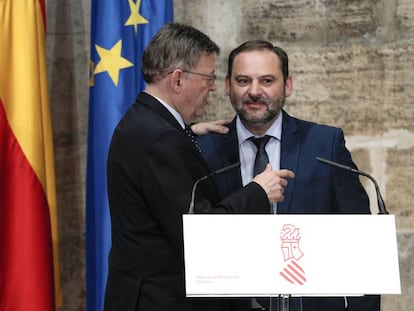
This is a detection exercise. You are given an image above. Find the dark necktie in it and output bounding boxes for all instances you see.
[250,135,271,176]
[251,136,281,310]
[185,125,201,153]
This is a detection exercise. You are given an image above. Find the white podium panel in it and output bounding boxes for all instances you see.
[183,214,400,297]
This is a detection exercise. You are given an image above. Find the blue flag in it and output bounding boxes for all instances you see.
[86,1,173,310]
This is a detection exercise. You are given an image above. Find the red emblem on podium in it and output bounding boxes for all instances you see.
[279,224,306,285]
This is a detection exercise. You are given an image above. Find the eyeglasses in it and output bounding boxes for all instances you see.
[182,70,217,85]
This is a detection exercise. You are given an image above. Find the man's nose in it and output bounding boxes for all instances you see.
[248,80,262,97]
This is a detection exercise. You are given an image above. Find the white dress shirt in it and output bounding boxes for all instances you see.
[236,112,282,214]
[149,92,186,129]
[237,113,283,309]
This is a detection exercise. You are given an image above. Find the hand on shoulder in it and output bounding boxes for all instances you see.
[191,119,231,136]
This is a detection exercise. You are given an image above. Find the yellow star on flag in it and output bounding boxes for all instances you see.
[94,40,133,86]
[125,0,149,34]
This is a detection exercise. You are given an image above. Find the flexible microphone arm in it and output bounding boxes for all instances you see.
[188,162,240,214]
[316,157,388,215]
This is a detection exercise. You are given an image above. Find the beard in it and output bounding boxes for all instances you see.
[232,94,285,127]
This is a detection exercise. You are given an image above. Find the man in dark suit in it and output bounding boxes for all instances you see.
[197,40,380,311]
[104,25,294,311]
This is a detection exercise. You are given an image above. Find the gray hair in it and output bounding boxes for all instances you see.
[142,23,220,83]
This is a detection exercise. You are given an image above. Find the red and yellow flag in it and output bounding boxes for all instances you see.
[0,1,61,310]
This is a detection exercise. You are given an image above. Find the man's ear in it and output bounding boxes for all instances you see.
[225,75,231,96]
[285,75,293,97]
[169,69,184,91]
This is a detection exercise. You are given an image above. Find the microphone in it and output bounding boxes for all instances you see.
[188,162,240,214]
[316,157,388,215]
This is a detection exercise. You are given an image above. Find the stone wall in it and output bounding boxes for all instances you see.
[47,0,413,310]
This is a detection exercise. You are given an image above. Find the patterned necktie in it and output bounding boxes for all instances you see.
[250,135,271,176]
[185,125,201,153]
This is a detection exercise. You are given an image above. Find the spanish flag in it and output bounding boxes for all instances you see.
[0,1,61,310]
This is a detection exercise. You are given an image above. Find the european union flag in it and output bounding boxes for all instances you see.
[86,1,173,310]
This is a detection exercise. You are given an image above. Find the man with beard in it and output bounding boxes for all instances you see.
[197,40,380,311]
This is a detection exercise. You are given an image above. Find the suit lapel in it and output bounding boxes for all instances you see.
[278,111,301,213]
[222,119,243,192]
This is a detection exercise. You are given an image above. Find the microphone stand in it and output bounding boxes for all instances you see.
[279,295,290,311]
[189,161,291,310]
[188,174,211,214]
[188,162,240,214]
[316,157,389,215]
[268,294,290,311]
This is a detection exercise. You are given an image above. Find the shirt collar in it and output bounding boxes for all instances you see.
[148,92,186,129]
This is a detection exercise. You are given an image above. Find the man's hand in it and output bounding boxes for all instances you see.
[253,164,295,203]
[191,119,231,136]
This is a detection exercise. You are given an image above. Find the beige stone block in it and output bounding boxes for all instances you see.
[235,0,380,43]
[387,147,414,231]
[397,0,414,34]
[286,41,414,135]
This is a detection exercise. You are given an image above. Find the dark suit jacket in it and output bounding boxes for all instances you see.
[104,92,270,311]
[197,111,380,311]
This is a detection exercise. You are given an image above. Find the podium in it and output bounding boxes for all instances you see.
[183,214,400,309]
